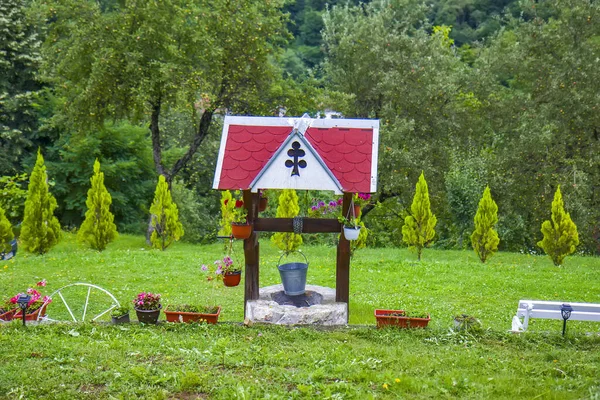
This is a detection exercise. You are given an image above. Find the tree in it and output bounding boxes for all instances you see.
[470,186,499,263]
[20,150,61,254]
[218,191,235,238]
[36,0,290,186]
[402,172,437,260]
[0,204,13,253]
[78,159,118,251]
[271,189,303,254]
[149,175,183,251]
[0,0,43,175]
[537,185,579,266]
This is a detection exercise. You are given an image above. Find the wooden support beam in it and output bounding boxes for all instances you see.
[254,217,341,233]
[336,192,352,313]
[243,190,260,317]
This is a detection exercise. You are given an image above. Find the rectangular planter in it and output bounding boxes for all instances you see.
[164,306,221,324]
[14,303,48,321]
[374,309,430,329]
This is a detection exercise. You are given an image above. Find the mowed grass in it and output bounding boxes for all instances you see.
[1,234,599,399]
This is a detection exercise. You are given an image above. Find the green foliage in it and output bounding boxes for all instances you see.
[0,173,27,225]
[0,0,43,175]
[537,186,579,266]
[149,175,183,251]
[470,186,499,263]
[271,189,302,254]
[402,172,437,260]
[171,180,217,244]
[77,160,118,251]
[0,203,12,253]
[218,191,235,237]
[47,122,155,232]
[350,220,368,257]
[20,150,61,254]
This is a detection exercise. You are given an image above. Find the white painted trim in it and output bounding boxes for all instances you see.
[370,121,380,193]
[212,118,231,189]
[223,115,295,127]
[222,115,379,129]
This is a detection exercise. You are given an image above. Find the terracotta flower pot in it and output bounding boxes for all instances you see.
[164,306,221,324]
[135,306,161,324]
[259,197,268,212]
[0,308,16,322]
[353,205,361,218]
[14,303,49,321]
[223,271,242,287]
[374,309,430,329]
[231,223,252,239]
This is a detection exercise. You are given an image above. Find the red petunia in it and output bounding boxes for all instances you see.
[235,200,244,208]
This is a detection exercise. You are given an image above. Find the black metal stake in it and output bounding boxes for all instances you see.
[560,304,573,337]
[17,294,31,327]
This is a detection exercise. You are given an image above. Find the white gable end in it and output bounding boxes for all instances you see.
[251,133,343,194]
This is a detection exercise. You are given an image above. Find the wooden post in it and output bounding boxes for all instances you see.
[243,190,260,317]
[336,192,352,315]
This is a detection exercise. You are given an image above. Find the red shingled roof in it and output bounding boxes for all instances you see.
[216,122,375,193]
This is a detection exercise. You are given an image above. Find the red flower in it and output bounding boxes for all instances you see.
[235,200,244,208]
[224,199,229,205]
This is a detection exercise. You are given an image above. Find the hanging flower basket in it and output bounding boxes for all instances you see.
[223,271,242,287]
[259,197,268,212]
[343,226,361,241]
[231,223,252,239]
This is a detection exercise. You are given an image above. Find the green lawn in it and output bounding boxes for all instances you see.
[1,234,599,399]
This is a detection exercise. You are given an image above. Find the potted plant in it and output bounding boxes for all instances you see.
[230,196,251,239]
[11,279,52,321]
[111,306,130,324]
[133,292,162,324]
[453,314,482,332]
[164,304,221,324]
[374,309,431,329]
[258,190,268,212]
[215,255,242,287]
[0,301,17,322]
[353,193,371,217]
[339,215,361,241]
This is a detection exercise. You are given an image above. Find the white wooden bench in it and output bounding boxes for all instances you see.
[513,300,600,332]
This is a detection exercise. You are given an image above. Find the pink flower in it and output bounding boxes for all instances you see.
[201,264,208,271]
[223,256,233,267]
[42,296,52,304]
[215,266,223,275]
[337,198,343,205]
[37,279,47,287]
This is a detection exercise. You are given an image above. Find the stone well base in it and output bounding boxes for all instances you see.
[245,284,348,326]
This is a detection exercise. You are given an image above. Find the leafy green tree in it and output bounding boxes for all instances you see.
[78,160,118,251]
[470,186,499,263]
[149,175,183,251]
[402,172,437,260]
[537,186,579,266]
[36,0,290,185]
[20,150,61,254]
[272,189,303,254]
[0,204,13,253]
[0,0,43,175]
[0,173,28,225]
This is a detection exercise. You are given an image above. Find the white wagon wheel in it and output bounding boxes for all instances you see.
[44,283,121,323]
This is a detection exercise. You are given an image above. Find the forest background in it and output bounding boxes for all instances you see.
[1,0,599,254]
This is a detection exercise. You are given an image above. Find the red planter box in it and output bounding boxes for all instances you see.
[14,303,48,321]
[164,306,221,324]
[374,309,430,329]
[0,309,16,321]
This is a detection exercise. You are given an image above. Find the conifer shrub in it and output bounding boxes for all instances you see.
[271,189,302,254]
[0,204,13,253]
[20,150,61,254]
[78,160,118,251]
[402,172,437,260]
[537,185,579,266]
[149,175,184,250]
[218,190,235,237]
[470,186,499,263]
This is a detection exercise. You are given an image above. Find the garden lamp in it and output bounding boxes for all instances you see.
[17,294,31,327]
[560,304,573,336]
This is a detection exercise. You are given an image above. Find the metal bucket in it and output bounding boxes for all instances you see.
[277,252,309,296]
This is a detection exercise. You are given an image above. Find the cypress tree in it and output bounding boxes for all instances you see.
[537,185,579,266]
[470,186,500,263]
[78,160,118,251]
[20,150,61,254]
[218,190,235,237]
[402,172,437,260]
[0,204,12,253]
[149,175,183,250]
[271,189,302,254]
